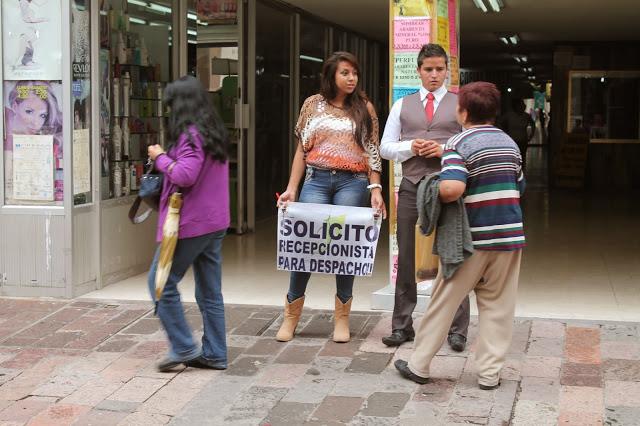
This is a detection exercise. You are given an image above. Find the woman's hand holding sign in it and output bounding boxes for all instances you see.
[277,188,297,209]
[370,188,387,220]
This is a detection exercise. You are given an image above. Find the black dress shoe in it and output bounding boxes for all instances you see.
[157,358,183,372]
[447,334,466,352]
[394,359,429,385]
[382,329,415,347]
[184,356,227,370]
[479,380,501,390]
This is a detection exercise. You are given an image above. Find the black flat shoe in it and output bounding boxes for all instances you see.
[394,359,429,385]
[184,356,227,370]
[447,334,466,352]
[382,329,415,347]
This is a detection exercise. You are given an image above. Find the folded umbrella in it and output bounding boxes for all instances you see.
[155,192,183,310]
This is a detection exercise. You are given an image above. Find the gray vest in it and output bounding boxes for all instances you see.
[399,91,461,183]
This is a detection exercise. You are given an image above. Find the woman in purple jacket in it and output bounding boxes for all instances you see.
[147,76,230,372]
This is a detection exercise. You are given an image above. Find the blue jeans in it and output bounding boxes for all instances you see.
[148,229,227,365]
[287,166,369,303]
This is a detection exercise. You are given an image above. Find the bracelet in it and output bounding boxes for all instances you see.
[367,183,383,191]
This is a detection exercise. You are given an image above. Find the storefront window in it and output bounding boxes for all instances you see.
[72,0,92,205]
[299,19,325,106]
[569,71,640,142]
[2,0,63,206]
[99,0,173,200]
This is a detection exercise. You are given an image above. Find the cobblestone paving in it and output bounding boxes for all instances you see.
[0,297,639,425]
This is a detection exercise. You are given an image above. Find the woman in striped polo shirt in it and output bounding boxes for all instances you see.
[395,81,525,391]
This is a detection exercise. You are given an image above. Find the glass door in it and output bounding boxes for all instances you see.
[189,0,246,233]
[248,0,292,227]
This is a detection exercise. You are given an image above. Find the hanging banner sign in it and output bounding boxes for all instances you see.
[277,202,382,277]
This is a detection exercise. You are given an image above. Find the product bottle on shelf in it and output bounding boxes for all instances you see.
[140,38,149,66]
[113,120,122,161]
[130,163,138,191]
[122,72,131,116]
[113,77,120,116]
[123,161,131,196]
[122,117,130,159]
[117,32,127,64]
[113,163,122,198]
[156,83,163,117]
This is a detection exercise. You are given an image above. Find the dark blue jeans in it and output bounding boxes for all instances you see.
[148,229,227,366]
[287,167,369,304]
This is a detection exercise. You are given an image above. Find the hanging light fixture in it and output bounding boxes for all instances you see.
[474,0,504,13]
[472,0,488,13]
[487,0,504,13]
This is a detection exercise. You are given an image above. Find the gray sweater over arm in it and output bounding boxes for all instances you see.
[416,173,474,280]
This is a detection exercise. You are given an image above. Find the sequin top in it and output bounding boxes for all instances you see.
[295,94,382,173]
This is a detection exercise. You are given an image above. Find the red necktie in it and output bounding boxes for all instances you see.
[425,92,435,123]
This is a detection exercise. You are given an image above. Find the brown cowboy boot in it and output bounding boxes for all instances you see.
[333,295,352,343]
[276,296,305,342]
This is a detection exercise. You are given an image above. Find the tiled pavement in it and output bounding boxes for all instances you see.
[0,298,639,425]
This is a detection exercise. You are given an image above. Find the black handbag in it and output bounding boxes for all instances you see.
[129,161,163,224]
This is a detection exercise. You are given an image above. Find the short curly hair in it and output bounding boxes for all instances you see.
[458,82,501,124]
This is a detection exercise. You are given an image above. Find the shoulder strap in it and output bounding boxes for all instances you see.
[128,196,154,224]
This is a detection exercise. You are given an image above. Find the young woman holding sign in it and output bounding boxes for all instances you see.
[276,51,386,343]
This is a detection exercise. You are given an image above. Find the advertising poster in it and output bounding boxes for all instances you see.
[2,0,63,80]
[72,1,90,81]
[277,203,382,277]
[12,134,54,201]
[393,0,432,17]
[4,81,63,203]
[197,0,238,24]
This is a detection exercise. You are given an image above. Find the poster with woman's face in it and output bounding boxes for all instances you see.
[2,0,63,80]
[3,81,64,203]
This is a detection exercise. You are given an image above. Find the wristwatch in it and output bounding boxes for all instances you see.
[367,183,383,191]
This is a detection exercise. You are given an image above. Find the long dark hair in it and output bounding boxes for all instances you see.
[163,75,228,162]
[320,52,372,150]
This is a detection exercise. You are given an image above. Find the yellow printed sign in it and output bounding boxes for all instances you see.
[449,56,459,86]
[393,0,433,17]
[436,17,449,51]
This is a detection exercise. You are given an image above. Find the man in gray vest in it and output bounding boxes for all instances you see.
[380,43,469,349]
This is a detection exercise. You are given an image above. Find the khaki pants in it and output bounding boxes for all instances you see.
[408,250,522,387]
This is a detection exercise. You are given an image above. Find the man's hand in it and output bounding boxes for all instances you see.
[411,139,428,155]
[418,140,443,158]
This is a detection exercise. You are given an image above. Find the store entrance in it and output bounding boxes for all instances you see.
[187,0,246,234]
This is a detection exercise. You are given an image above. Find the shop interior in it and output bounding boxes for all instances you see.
[84,0,640,322]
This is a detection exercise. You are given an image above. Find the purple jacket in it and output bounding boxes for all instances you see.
[154,126,230,242]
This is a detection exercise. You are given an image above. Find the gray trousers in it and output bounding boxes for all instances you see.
[393,177,470,337]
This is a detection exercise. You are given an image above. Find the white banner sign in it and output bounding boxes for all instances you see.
[277,202,382,277]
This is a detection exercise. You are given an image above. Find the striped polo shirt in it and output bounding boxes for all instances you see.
[440,125,526,251]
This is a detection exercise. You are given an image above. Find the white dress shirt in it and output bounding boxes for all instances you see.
[380,84,449,162]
